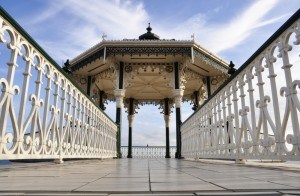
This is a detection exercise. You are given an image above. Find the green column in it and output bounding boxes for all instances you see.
[115,62,124,158]
[99,90,106,110]
[127,98,134,158]
[164,98,171,158]
[174,62,182,159]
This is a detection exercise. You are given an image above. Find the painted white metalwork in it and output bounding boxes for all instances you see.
[0,14,117,161]
[182,18,300,161]
[121,146,176,158]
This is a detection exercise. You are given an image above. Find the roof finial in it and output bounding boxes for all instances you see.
[139,23,159,40]
[147,23,152,33]
[191,33,195,41]
[102,33,107,41]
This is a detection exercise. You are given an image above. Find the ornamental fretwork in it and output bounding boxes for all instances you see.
[106,47,191,57]
[193,49,228,74]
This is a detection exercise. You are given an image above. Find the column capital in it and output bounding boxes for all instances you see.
[128,114,135,127]
[114,89,125,108]
[173,89,184,108]
[114,89,126,97]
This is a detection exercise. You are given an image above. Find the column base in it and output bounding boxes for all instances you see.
[117,153,122,158]
[175,152,182,159]
[127,155,132,158]
[165,155,171,158]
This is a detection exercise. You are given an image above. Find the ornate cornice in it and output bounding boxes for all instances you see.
[193,49,228,74]
[106,47,191,57]
[71,49,105,72]
[69,40,194,64]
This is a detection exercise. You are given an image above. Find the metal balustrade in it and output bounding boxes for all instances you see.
[121,146,176,158]
[181,10,300,161]
[0,8,117,162]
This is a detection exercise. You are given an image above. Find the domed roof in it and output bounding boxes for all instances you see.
[139,23,160,40]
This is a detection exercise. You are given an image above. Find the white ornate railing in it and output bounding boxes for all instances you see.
[182,10,300,161]
[0,7,117,162]
[121,146,176,158]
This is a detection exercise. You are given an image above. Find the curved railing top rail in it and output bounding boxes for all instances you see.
[182,8,300,126]
[0,6,116,125]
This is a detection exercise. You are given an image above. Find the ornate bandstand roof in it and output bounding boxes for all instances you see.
[139,23,160,40]
[68,24,229,103]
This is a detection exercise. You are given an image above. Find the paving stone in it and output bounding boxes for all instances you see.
[278,190,300,194]
[110,194,195,196]
[195,191,281,195]
[24,193,108,196]
[151,181,224,191]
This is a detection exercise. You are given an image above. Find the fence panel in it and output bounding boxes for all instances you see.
[0,8,117,161]
[182,10,300,161]
[121,146,176,158]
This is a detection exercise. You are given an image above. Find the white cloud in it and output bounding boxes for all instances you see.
[24,2,64,26]
[23,0,149,63]
[61,0,148,39]
[208,0,280,52]
[157,0,283,53]
[24,0,288,64]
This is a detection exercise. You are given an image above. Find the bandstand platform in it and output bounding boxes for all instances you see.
[1,159,300,195]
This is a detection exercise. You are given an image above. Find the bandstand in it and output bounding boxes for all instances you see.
[1,5,300,195]
[64,24,230,158]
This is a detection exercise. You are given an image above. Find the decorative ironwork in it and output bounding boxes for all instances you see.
[0,11,117,162]
[193,49,228,74]
[106,47,191,57]
[182,14,300,161]
[124,98,140,114]
[71,49,105,72]
[121,146,176,158]
[158,99,174,115]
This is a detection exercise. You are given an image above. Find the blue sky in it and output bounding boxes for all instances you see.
[1,0,299,146]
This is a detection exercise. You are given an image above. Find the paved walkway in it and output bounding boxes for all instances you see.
[0,159,300,195]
